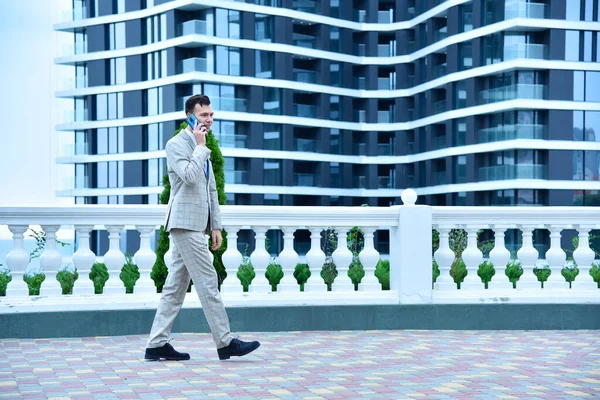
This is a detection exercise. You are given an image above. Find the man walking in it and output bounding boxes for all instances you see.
[145,94,260,361]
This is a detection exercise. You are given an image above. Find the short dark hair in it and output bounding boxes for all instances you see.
[185,94,211,115]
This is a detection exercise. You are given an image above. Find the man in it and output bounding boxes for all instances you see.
[145,94,260,361]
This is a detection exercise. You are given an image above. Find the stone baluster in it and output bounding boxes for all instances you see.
[305,227,327,292]
[434,226,457,290]
[164,231,174,271]
[39,225,63,296]
[572,225,598,290]
[461,227,484,290]
[516,226,541,289]
[5,225,30,296]
[332,227,354,291]
[358,228,381,291]
[134,226,158,294]
[102,225,126,295]
[488,226,512,290]
[544,226,568,289]
[220,226,243,293]
[72,225,97,295]
[249,227,271,292]
[277,227,299,292]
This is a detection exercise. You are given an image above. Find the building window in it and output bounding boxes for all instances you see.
[255,50,273,78]
[330,27,340,52]
[459,41,473,70]
[263,159,282,185]
[109,57,126,84]
[330,62,340,87]
[573,151,600,181]
[264,123,281,150]
[216,46,240,76]
[264,194,281,205]
[108,22,126,50]
[255,14,273,42]
[330,96,340,120]
[146,87,163,117]
[264,88,281,115]
[146,14,167,44]
[216,9,240,39]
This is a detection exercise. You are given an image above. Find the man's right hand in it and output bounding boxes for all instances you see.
[193,121,207,146]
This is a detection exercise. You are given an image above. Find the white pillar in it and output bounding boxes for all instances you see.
[305,227,327,292]
[72,225,96,295]
[39,225,63,296]
[5,225,30,297]
[488,226,512,290]
[434,226,456,291]
[102,225,126,295]
[134,226,158,294]
[461,227,484,290]
[220,226,242,293]
[572,226,598,290]
[331,227,354,291]
[516,225,541,289]
[544,226,568,289]
[358,228,381,291]
[277,227,299,292]
[249,227,271,292]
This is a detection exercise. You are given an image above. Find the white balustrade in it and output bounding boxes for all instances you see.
[72,225,96,295]
[277,227,300,292]
[0,202,598,309]
[220,226,243,293]
[39,225,63,296]
[516,226,541,289]
[133,226,157,294]
[305,227,327,292]
[358,228,381,291]
[249,227,271,292]
[545,226,568,289]
[573,226,597,290]
[331,227,355,291]
[102,225,126,295]
[461,227,484,290]
[164,234,174,271]
[433,226,456,290]
[488,226,512,290]
[5,225,30,296]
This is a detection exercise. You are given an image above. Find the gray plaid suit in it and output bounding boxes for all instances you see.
[147,130,232,350]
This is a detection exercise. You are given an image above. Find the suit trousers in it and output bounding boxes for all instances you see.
[147,228,232,349]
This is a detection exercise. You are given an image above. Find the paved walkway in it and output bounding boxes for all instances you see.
[1,330,599,399]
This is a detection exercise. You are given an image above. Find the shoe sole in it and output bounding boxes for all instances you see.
[144,354,190,361]
[219,342,261,361]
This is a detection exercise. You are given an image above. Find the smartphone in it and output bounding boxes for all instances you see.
[186,113,199,129]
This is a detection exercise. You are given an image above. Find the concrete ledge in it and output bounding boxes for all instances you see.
[1,304,599,339]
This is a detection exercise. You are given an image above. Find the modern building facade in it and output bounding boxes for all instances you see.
[54,0,600,251]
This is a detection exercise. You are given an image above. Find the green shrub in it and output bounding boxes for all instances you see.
[120,254,140,294]
[23,272,45,296]
[0,269,12,296]
[321,260,337,291]
[476,260,495,289]
[294,263,311,291]
[90,262,109,294]
[57,268,79,295]
[450,258,467,288]
[265,261,284,291]
[348,258,365,291]
[237,258,255,292]
[375,259,390,290]
[432,260,440,284]
[151,226,169,293]
[505,259,523,288]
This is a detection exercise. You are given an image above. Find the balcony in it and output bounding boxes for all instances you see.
[62,76,87,90]
[180,96,247,113]
[179,57,207,74]
[504,43,547,61]
[293,33,316,48]
[478,124,545,143]
[433,99,447,114]
[294,138,316,152]
[214,133,247,148]
[354,77,366,90]
[225,170,248,184]
[294,173,317,186]
[294,104,317,118]
[433,64,447,78]
[480,84,545,104]
[293,0,317,13]
[377,77,395,90]
[377,110,394,123]
[505,1,546,19]
[377,44,393,57]
[63,109,88,123]
[378,176,393,189]
[353,175,366,188]
[354,43,366,56]
[479,164,545,181]
[62,42,86,56]
[179,20,207,36]
[293,69,317,84]
[378,10,394,23]
[377,143,393,156]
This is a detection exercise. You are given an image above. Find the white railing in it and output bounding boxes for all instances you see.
[0,191,599,313]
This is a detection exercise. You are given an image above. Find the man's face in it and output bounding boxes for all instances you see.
[189,103,214,130]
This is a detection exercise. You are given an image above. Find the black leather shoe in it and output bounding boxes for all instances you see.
[145,343,190,361]
[217,338,260,360]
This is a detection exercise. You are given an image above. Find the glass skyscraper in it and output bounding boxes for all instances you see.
[54,0,600,211]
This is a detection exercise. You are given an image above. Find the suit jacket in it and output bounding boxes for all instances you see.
[164,131,223,234]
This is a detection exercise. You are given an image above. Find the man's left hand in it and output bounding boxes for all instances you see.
[211,229,222,251]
